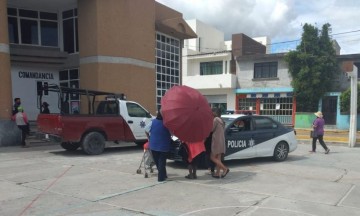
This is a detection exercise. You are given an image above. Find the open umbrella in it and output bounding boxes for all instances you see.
[161,85,213,142]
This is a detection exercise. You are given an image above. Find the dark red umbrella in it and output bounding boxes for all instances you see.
[161,85,213,142]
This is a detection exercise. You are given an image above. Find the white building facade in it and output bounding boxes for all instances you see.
[182,19,236,112]
[182,19,296,125]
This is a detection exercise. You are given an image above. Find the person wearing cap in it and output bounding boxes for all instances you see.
[12,106,29,148]
[12,98,21,115]
[310,111,330,154]
[41,102,50,114]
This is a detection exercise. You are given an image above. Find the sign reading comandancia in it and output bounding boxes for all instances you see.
[18,71,55,80]
[12,67,59,120]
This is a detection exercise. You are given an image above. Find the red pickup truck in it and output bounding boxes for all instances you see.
[37,85,152,155]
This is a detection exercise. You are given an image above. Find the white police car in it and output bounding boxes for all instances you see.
[169,114,297,162]
[222,114,297,161]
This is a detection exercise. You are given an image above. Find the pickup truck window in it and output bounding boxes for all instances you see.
[96,101,118,115]
[127,102,151,118]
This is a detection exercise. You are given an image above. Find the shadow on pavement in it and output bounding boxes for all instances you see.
[48,145,143,157]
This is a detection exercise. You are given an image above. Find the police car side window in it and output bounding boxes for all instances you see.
[254,117,277,130]
[230,118,251,132]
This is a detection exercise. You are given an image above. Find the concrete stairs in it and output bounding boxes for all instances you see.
[27,121,50,145]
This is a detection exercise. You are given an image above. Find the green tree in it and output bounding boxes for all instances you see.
[285,23,339,112]
[340,84,360,113]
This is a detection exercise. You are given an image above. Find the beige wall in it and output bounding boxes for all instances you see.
[78,0,156,62]
[80,63,156,113]
[0,0,13,120]
[78,0,157,114]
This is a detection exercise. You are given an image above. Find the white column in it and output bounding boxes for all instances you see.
[349,65,358,148]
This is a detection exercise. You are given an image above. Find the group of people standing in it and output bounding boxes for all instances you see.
[145,107,229,182]
[11,97,50,148]
[12,98,29,148]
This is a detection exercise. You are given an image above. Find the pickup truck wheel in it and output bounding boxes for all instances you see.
[61,142,80,151]
[81,132,105,155]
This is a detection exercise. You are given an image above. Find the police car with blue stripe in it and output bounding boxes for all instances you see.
[222,114,297,161]
[169,114,297,162]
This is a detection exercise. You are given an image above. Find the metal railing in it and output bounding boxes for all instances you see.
[266,115,293,125]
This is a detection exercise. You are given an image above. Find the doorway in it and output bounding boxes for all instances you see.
[322,96,337,125]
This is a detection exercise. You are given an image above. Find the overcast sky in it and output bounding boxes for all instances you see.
[156,0,360,55]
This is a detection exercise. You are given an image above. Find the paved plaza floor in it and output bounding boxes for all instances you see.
[1,141,360,216]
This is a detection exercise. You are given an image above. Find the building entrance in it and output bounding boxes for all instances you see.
[322,96,337,125]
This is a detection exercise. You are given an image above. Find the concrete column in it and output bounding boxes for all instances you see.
[349,65,358,148]
[0,0,21,146]
[0,0,12,120]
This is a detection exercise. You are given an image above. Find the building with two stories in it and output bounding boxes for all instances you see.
[182,19,359,128]
[0,0,197,121]
[0,0,196,146]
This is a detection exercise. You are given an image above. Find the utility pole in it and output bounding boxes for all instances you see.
[348,65,358,148]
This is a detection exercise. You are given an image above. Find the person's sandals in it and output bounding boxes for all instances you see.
[325,149,330,154]
[211,174,220,179]
[207,171,214,175]
[221,169,230,178]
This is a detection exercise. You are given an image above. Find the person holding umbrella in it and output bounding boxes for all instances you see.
[147,110,172,182]
[210,108,229,178]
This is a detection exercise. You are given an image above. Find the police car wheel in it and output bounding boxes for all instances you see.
[273,142,289,162]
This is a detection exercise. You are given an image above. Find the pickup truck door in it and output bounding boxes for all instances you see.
[121,101,152,140]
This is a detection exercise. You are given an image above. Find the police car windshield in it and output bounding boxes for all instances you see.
[221,117,236,127]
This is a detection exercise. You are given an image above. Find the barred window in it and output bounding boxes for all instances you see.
[238,98,256,113]
[155,32,180,110]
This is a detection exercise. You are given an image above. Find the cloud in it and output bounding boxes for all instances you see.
[156,0,360,54]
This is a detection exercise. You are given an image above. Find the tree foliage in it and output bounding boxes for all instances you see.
[340,84,360,113]
[285,23,339,112]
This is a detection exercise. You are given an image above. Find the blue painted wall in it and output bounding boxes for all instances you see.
[322,92,358,130]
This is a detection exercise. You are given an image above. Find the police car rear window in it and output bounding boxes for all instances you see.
[254,117,278,130]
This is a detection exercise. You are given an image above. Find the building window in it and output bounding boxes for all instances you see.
[254,62,278,78]
[200,61,223,75]
[62,9,78,53]
[238,98,256,114]
[260,98,293,116]
[210,103,227,114]
[155,32,181,110]
[7,8,58,47]
[59,68,79,114]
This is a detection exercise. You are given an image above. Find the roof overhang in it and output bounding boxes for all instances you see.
[156,17,197,40]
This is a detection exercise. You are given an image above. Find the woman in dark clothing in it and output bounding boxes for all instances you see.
[148,111,172,182]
